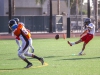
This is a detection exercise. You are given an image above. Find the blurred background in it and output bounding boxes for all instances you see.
[0,0,99,35]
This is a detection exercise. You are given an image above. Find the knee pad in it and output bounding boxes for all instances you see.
[18,51,25,59]
[24,52,32,57]
[24,53,28,56]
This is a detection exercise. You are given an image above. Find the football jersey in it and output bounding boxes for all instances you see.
[18,22,25,26]
[87,23,95,35]
[13,23,31,40]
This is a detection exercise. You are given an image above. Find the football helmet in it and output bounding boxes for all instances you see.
[13,18,19,24]
[8,20,17,30]
[84,18,91,28]
[84,18,91,25]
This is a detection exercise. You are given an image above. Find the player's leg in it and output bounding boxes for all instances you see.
[67,34,87,46]
[24,40,44,65]
[24,48,44,65]
[78,42,86,55]
[78,34,93,55]
[32,54,44,65]
[18,41,32,68]
[18,48,32,68]
[68,39,82,46]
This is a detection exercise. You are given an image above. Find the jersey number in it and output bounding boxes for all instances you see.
[22,27,28,35]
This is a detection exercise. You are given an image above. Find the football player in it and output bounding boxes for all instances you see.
[13,18,34,53]
[8,20,44,68]
[67,18,95,55]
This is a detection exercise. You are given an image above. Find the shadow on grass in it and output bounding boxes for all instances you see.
[44,56,63,58]
[0,68,24,71]
[61,57,100,60]
[7,56,63,60]
[0,62,48,71]
[7,58,19,60]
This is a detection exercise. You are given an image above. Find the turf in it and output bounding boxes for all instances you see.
[0,36,100,75]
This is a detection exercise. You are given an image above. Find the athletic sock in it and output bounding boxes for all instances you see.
[32,55,41,60]
[23,58,31,64]
[71,42,75,45]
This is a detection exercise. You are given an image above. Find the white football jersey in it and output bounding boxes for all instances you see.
[87,23,95,35]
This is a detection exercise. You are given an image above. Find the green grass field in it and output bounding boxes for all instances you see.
[0,36,100,75]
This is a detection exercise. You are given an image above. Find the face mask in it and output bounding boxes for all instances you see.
[11,24,18,31]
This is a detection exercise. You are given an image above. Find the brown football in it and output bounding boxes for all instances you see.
[55,34,59,40]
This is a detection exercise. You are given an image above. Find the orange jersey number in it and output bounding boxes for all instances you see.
[22,27,28,35]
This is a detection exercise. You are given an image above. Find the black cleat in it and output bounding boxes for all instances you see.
[24,63,33,68]
[78,53,86,56]
[39,58,44,65]
[67,41,72,46]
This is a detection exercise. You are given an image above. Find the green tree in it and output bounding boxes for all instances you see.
[65,0,84,15]
[71,0,83,15]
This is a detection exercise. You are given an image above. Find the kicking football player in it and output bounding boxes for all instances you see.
[67,18,95,55]
[14,18,34,53]
[8,20,44,68]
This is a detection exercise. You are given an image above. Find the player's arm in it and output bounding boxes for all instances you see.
[15,36,21,48]
[80,29,88,37]
[86,25,93,30]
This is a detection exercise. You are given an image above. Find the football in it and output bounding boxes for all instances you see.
[55,34,59,40]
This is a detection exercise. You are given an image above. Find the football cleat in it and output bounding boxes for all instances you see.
[24,63,33,68]
[67,41,72,46]
[39,58,44,65]
[78,53,82,56]
[78,53,86,56]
